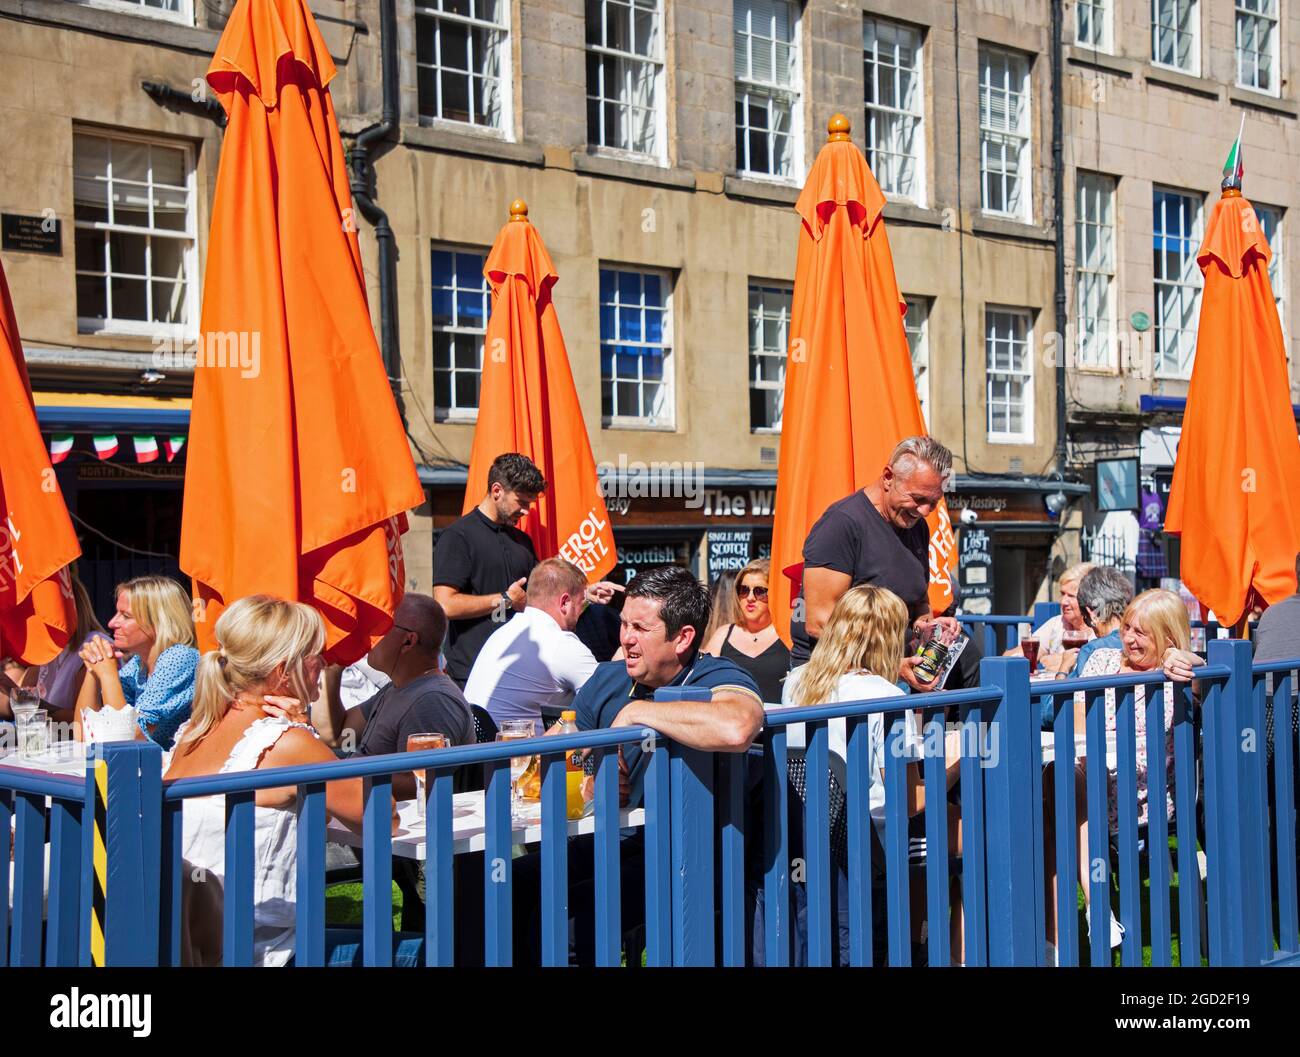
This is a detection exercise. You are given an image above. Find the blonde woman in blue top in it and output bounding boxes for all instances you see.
[74,575,199,749]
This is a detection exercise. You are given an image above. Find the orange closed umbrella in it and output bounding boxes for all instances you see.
[0,254,79,664]
[771,115,957,642]
[461,201,616,581]
[180,0,425,663]
[1164,127,1300,628]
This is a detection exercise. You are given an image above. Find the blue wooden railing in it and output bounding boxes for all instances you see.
[2,638,1295,966]
[960,605,1245,658]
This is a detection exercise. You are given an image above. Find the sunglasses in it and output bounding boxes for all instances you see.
[736,585,769,601]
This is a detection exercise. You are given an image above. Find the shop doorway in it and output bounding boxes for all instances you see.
[991,533,1053,616]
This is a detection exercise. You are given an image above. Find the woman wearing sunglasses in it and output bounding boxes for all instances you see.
[702,558,790,704]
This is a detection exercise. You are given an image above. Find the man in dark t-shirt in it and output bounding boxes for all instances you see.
[511,566,763,964]
[433,453,545,685]
[790,436,960,691]
[319,592,472,800]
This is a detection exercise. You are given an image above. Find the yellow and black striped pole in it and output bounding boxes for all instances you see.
[90,757,108,967]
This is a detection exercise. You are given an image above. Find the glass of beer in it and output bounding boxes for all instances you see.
[406,732,449,818]
[1020,637,1041,671]
[496,720,536,823]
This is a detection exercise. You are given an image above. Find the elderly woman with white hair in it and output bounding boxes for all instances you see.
[1006,562,1095,674]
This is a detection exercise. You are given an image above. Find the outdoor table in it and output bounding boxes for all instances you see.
[327,793,645,859]
[1,744,82,912]
[0,740,87,778]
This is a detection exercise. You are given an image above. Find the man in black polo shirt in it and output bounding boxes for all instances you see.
[790,435,963,690]
[433,453,545,687]
[435,452,621,687]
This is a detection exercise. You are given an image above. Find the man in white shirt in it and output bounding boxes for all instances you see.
[464,558,599,730]
[338,657,390,709]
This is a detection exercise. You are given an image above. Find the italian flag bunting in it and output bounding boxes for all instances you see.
[49,435,74,464]
[92,435,118,460]
[133,435,159,463]
[163,435,186,462]
[1222,113,1245,191]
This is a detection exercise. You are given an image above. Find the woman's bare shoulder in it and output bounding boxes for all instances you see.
[258,724,332,767]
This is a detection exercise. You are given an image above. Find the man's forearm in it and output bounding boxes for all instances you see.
[315,667,347,747]
[618,693,762,753]
[433,587,501,621]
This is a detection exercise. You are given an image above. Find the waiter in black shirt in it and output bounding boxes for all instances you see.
[434,453,620,686]
[790,435,962,691]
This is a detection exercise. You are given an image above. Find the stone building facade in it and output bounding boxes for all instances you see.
[1060,0,1299,591]
[10,0,1282,613]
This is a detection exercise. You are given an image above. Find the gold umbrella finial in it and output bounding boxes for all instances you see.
[509,199,529,222]
[827,114,852,141]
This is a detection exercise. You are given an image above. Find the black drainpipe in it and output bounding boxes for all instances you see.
[349,0,401,404]
[1051,0,1068,471]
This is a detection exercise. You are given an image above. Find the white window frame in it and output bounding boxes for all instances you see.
[985,306,1035,444]
[734,0,803,183]
[1256,203,1286,340]
[904,297,931,427]
[748,280,791,433]
[1075,171,1117,372]
[978,45,1032,222]
[1152,186,1204,379]
[1235,0,1280,95]
[72,128,198,340]
[68,0,193,26]
[430,243,491,423]
[586,0,667,164]
[864,17,926,205]
[1151,0,1200,76]
[599,265,675,429]
[414,0,513,135]
[1075,0,1113,51]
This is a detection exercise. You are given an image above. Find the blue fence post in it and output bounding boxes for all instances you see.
[978,656,1038,965]
[101,741,163,967]
[1204,639,1269,965]
[656,686,715,967]
[1031,602,1061,631]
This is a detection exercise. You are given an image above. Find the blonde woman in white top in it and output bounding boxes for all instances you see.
[779,584,964,964]
[164,595,381,966]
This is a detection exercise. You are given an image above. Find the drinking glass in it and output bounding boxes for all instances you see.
[1061,630,1088,652]
[16,712,48,758]
[10,688,39,722]
[1020,636,1041,671]
[406,732,448,818]
[496,720,536,822]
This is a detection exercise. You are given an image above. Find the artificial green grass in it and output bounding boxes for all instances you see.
[1060,835,1209,967]
[326,881,403,932]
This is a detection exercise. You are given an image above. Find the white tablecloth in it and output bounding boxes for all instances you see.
[327,792,645,860]
[0,742,88,777]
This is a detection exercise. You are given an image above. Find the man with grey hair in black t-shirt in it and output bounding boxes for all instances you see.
[317,592,473,799]
[790,435,961,690]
